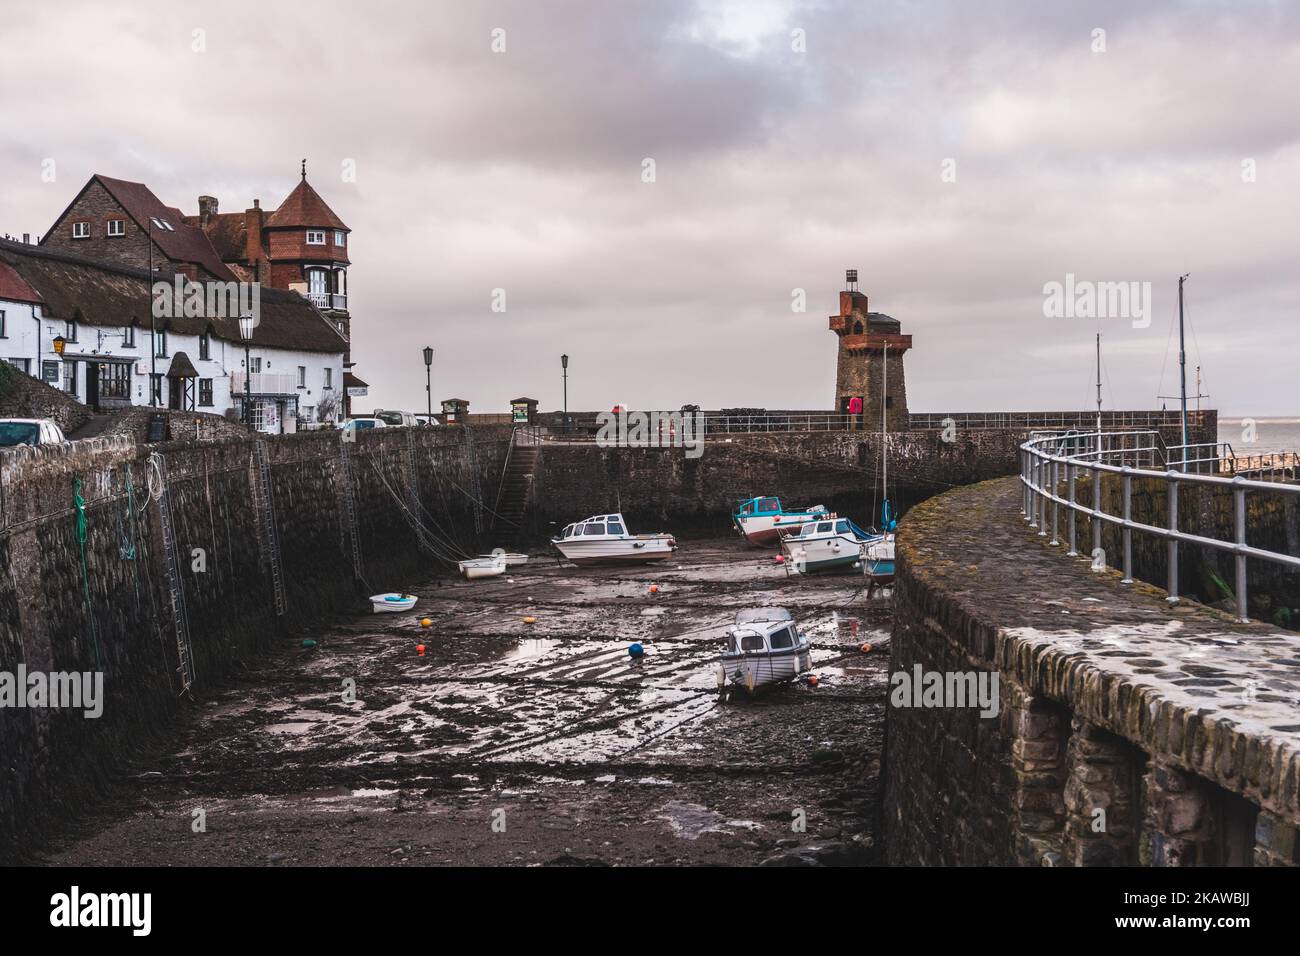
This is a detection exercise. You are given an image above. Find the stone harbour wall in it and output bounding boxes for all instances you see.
[526,428,1032,541]
[0,424,509,860]
[885,476,1300,867]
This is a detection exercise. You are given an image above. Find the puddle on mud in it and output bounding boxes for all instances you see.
[657,800,762,840]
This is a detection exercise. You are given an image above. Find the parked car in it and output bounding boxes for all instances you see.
[341,417,387,432]
[0,418,67,447]
[373,409,420,427]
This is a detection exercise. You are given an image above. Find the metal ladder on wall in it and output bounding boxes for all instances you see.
[251,440,287,616]
[150,453,195,695]
[339,435,364,580]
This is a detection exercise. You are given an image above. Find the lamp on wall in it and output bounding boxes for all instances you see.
[561,353,569,433]
[422,346,434,424]
[239,314,255,427]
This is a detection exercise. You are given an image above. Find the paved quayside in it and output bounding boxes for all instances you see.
[43,539,888,866]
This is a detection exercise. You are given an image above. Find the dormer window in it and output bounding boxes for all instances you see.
[72,221,90,239]
[306,230,326,245]
[107,219,126,237]
[334,230,346,247]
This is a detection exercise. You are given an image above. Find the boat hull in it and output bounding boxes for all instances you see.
[552,537,676,566]
[719,646,811,691]
[735,513,826,546]
[783,533,871,574]
[459,558,506,579]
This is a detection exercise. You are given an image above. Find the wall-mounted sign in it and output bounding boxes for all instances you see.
[41,360,60,383]
[346,386,368,397]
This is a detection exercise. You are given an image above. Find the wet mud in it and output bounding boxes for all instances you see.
[43,539,890,866]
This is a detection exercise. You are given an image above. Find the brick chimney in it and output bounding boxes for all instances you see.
[244,199,264,270]
[198,195,218,226]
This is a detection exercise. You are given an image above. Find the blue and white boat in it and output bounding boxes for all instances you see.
[732,496,830,546]
[782,516,889,575]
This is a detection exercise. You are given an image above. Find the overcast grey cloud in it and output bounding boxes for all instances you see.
[2,0,1297,415]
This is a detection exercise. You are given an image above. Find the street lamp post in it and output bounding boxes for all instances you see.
[561,353,569,433]
[423,346,434,424]
[239,314,255,427]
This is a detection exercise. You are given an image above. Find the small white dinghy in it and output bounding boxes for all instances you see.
[478,552,528,567]
[458,555,507,579]
[370,593,417,613]
[717,607,811,694]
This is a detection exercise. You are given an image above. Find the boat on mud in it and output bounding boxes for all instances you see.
[552,513,677,566]
[458,555,507,579]
[370,593,417,613]
[781,516,884,574]
[731,496,830,546]
[717,607,811,693]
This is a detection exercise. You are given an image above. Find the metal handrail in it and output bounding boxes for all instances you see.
[1020,429,1300,624]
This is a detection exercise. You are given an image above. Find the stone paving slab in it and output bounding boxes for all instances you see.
[899,476,1300,820]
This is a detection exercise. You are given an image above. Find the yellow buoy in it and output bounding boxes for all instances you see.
[523,616,537,624]
[420,618,432,628]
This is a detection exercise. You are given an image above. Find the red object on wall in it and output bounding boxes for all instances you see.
[848,396,863,415]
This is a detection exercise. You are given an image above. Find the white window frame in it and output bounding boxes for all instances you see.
[306,230,326,245]
[72,221,90,239]
[323,367,333,389]
[297,365,307,388]
[107,219,126,237]
[334,230,346,247]
[123,324,135,347]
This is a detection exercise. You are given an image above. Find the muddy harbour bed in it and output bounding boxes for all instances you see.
[42,537,890,867]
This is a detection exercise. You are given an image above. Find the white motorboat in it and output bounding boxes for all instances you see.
[458,555,507,579]
[370,593,417,613]
[717,607,811,693]
[782,516,885,575]
[551,513,677,566]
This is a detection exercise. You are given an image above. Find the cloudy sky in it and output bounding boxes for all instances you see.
[2,0,1297,415]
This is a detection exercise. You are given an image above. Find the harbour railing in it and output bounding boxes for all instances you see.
[1019,430,1300,624]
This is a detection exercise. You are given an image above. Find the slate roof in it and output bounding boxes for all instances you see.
[91,175,238,281]
[0,239,347,354]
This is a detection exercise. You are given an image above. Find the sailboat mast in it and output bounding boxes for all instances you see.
[1178,274,1189,466]
[1095,332,1102,434]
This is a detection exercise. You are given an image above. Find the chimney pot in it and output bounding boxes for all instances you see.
[198,195,219,226]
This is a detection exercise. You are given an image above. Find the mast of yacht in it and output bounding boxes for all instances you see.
[1178,274,1190,467]
[1095,332,1103,435]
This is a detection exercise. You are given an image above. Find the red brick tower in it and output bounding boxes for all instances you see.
[828,269,912,431]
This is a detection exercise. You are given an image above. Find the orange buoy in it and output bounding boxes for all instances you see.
[774,554,785,564]
[416,644,426,657]
[808,674,819,687]
[648,584,659,594]
[860,642,873,654]
[523,616,537,624]
[420,618,432,628]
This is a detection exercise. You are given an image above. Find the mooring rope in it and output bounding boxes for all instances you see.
[72,477,104,670]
